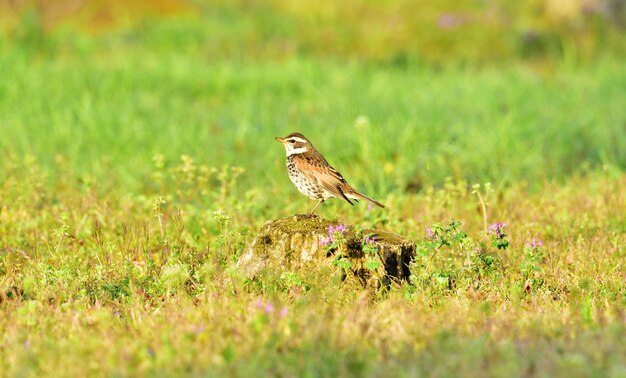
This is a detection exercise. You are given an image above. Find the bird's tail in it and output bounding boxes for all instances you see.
[347,190,385,208]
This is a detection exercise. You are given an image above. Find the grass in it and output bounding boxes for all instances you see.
[1,14,625,377]
[1,43,624,193]
[1,157,624,376]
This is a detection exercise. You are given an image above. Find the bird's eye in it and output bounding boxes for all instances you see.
[288,139,295,143]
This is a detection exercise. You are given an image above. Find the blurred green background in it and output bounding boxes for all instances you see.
[3,0,626,61]
[1,0,625,195]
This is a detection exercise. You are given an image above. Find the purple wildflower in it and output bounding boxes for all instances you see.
[264,303,275,314]
[364,235,376,245]
[525,238,543,249]
[321,224,347,247]
[489,222,507,239]
[423,227,439,242]
[437,13,467,30]
[367,203,373,212]
[489,222,510,250]
[280,307,288,318]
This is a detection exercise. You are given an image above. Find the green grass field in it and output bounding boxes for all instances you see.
[1,7,626,377]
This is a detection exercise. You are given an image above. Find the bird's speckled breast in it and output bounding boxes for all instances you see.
[286,156,325,200]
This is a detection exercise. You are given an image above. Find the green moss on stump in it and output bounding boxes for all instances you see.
[237,216,415,287]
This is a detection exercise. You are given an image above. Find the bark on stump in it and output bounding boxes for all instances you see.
[237,215,415,288]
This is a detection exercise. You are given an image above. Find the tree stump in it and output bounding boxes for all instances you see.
[237,215,415,288]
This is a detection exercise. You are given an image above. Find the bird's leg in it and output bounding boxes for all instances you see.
[309,199,324,217]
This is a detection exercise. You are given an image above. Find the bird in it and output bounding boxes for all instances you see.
[275,132,385,216]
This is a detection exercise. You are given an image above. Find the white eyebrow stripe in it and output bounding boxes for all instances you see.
[289,137,308,143]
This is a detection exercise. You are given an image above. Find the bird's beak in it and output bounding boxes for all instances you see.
[275,137,284,143]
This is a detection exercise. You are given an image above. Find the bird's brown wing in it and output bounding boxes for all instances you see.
[295,155,355,205]
[308,160,386,209]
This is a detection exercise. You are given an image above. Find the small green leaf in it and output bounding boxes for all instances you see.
[334,258,352,269]
[364,258,381,271]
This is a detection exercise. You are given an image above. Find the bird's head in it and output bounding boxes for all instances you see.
[275,133,312,156]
